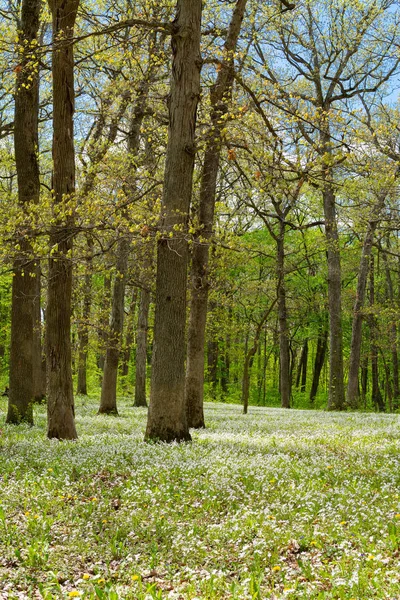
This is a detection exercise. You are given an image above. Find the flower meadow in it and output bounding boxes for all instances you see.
[1,399,400,599]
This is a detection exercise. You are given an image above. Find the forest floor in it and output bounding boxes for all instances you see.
[0,399,400,599]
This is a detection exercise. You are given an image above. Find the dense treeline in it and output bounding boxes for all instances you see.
[1,0,400,440]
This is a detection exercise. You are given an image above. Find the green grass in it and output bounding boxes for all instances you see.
[1,397,400,598]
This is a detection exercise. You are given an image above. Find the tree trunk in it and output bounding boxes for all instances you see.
[46,0,79,440]
[322,161,345,410]
[134,286,151,407]
[99,239,130,414]
[98,69,150,413]
[369,255,385,412]
[145,0,202,442]
[185,0,248,428]
[346,191,386,408]
[7,0,41,425]
[309,326,328,404]
[33,269,46,402]
[277,223,291,408]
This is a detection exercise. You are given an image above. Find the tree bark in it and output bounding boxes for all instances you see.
[346,192,386,408]
[7,0,41,425]
[185,0,248,428]
[46,0,79,440]
[321,127,345,410]
[98,239,129,414]
[134,286,151,407]
[145,0,202,442]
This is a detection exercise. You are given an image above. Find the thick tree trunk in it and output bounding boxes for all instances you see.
[98,239,129,414]
[322,147,345,410]
[134,286,151,407]
[277,224,291,408]
[309,326,328,404]
[145,0,202,442]
[7,0,41,425]
[46,0,79,440]
[185,0,248,428]
[347,192,386,408]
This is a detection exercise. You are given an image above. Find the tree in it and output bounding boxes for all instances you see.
[6,0,41,425]
[46,0,80,440]
[185,0,248,429]
[145,0,202,442]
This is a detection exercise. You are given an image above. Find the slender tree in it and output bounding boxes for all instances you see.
[185,0,248,429]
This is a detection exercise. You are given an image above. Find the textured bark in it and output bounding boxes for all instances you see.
[277,223,290,408]
[309,326,328,404]
[99,239,129,414]
[7,0,41,425]
[185,0,248,428]
[134,286,151,407]
[322,154,345,410]
[145,0,202,442]
[346,192,385,408]
[46,0,79,439]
